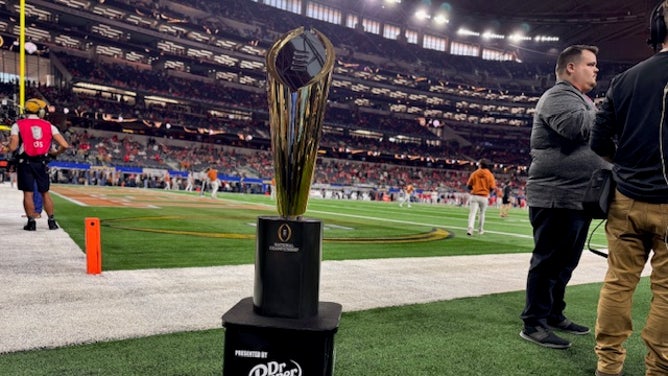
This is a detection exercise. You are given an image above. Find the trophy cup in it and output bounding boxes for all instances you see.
[222,28,341,376]
[253,26,335,318]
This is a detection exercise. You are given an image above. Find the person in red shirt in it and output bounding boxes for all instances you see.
[8,98,69,231]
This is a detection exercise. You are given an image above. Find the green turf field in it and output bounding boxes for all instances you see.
[1,186,647,376]
[50,186,607,270]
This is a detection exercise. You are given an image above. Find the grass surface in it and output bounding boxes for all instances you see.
[0,186,647,375]
[0,281,651,376]
[52,187,565,270]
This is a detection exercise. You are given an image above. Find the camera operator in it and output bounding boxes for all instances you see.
[7,98,69,231]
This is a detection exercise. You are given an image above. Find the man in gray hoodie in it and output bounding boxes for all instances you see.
[520,45,608,349]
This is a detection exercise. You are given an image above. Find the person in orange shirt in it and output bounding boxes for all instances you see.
[163,171,171,190]
[466,159,496,236]
[206,167,220,198]
[399,183,414,207]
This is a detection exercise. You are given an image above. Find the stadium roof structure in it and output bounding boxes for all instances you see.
[352,0,657,63]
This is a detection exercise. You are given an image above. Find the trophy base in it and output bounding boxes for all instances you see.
[254,216,322,318]
[222,297,341,376]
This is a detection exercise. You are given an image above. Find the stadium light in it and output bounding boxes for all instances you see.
[456,28,480,37]
[432,2,450,25]
[414,9,430,20]
[534,35,560,42]
[481,31,504,40]
[433,13,449,25]
[455,27,558,44]
[508,33,532,42]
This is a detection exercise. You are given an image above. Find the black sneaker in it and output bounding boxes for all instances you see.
[24,219,36,231]
[548,319,590,335]
[520,326,571,349]
[48,218,59,230]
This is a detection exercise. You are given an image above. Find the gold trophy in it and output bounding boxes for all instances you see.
[223,28,340,376]
[253,27,335,318]
[266,27,335,218]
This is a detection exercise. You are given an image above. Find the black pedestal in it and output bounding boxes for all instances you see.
[222,297,342,376]
[254,216,322,318]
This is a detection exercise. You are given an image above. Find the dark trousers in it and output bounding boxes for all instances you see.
[33,181,43,213]
[521,207,592,328]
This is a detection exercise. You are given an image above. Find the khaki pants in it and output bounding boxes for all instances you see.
[467,194,488,232]
[595,190,668,376]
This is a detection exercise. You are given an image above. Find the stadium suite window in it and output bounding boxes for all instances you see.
[362,19,381,35]
[405,30,419,44]
[423,34,447,52]
[482,49,515,62]
[263,0,301,14]
[450,41,479,58]
[346,15,358,29]
[384,24,401,40]
[306,2,342,25]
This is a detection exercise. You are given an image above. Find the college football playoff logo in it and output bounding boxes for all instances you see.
[277,223,292,243]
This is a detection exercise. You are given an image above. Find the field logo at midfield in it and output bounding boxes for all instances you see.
[101,216,452,243]
[52,186,454,243]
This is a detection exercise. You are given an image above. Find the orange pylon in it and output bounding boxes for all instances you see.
[85,217,102,274]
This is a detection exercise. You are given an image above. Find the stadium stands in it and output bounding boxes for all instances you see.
[0,0,633,197]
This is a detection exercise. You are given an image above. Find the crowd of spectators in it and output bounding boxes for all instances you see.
[5,0,639,200]
[46,126,526,196]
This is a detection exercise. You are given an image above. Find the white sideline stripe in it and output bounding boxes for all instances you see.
[224,196,533,238]
[310,208,535,239]
[50,189,89,206]
[228,196,608,248]
[311,208,610,249]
